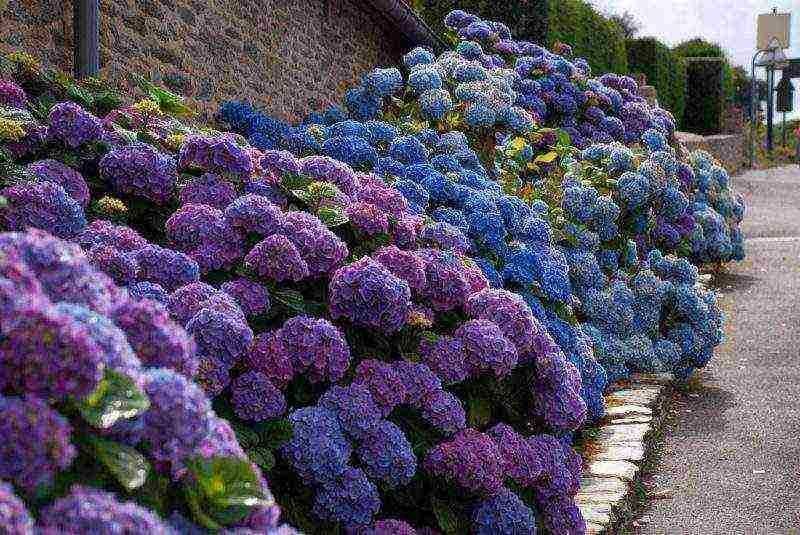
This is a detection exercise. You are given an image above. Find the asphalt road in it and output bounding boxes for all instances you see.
[637,165,800,535]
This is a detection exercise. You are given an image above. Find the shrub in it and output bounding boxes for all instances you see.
[627,37,686,125]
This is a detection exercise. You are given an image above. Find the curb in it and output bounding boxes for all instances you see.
[578,372,675,534]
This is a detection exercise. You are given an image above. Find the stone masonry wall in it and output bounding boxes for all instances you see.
[1,0,406,121]
[678,132,746,175]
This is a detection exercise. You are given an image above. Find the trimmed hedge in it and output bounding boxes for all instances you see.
[416,0,549,46]
[416,0,627,76]
[547,0,628,76]
[683,57,725,135]
[627,37,685,126]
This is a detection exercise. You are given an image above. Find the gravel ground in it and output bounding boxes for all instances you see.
[636,165,800,534]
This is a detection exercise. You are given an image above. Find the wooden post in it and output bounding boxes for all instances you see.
[73,0,99,79]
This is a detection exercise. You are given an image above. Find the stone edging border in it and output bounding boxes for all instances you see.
[578,372,674,534]
[576,273,713,534]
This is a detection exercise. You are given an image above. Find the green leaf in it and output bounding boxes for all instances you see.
[291,189,313,204]
[317,206,349,227]
[78,369,150,429]
[251,419,294,449]
[89,436,150,491]
[556,129,572,147]
[66,83,94,107]
[432,498,461,534]
[132,74,195,118]
[534,151,559,164]
[467,397,493,429]
[230,422,260,449]
[184,456,273,530]
[246,447,275,472]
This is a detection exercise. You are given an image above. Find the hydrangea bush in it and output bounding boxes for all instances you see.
[0,7,745,534]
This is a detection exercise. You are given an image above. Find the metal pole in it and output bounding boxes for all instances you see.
[783,112,787,147]
[750,51,763,168]
[73,0,99,79]
[766,66,774,155]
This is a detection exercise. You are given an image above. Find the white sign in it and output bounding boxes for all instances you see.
[757,12,791,50]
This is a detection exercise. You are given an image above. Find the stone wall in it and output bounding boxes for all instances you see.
[677,132,746,175]
[0,0,406,121]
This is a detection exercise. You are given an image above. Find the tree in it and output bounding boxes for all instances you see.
[609,10,640,39]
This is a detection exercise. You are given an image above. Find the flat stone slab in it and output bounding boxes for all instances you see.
[591,442,646,462]
[606,389,662,406]
[588,460,639,482]
[606,415,653,425]
[577,476,629,503]
[579,502,614,524]
[596,423,651,444]
[603,404,652,418]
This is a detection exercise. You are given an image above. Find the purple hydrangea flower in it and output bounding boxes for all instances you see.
[232,371,287,421]
[0,302,104,400]
[465,289,544,353]
[420,390,467,436]
[392,361,441,407]
[278,316,351,384]
[166,203,245,273]
[359,519,418,535]
[279,211,349,276]
[167,282,230,325]
[100,142,178,205]
[185,308,253,368]
[329,256,412,334]
[373,245,427,293]
[77,219,148,253]
[134,244,200,291]
[141,368,213,467]
[420,336,469,384]
[0,396,76,493]
[454,319,518,378]
[180,173,238,209]
[353,359,407,416]
[221,278,270,317]
[224,194,284,236]
[281,406,352,485]
[38,485,174,534]
[356,174,410,218]
[47,102,103,147]
[245,331,294,389]
[420,222,471,255]
[472,487,539,535]
[1,181,86,238]
[195,354,231,398]
[178,135,254,179]
[414,249,470,312]
[313,468,381,526]
[531,349,587,433]
[319,383,382,441]
[0,81,26,108]
[424,428,505,495]
[0,481,34,534]
[357,420,417,487]
[346,202,390,236]
[299,156,360,198]
[26,159,90,208]
[245,235,309,282]
[391,215,424,249]
[110,298,197,377]
[87,245,139,285]
[487,423,543,487]
[127,281,168,304]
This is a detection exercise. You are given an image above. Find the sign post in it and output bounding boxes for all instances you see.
[750,9,792,167]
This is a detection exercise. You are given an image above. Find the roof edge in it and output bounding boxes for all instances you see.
[362,0,447,53]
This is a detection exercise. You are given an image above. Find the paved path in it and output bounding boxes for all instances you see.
[638,165,800,535]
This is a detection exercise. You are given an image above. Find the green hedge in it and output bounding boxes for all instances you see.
[683,58,725,135]
[416,1,549,47]
[547,0,628,76]
[627,38,685,125]
[416,0,627,77]
[673,38,735,105]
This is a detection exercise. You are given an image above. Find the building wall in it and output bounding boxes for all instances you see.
[0,0,406,121]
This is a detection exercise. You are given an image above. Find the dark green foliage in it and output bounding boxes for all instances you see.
[683,58,725,135]
[674,37,736,107]
[627,38,685,125]
[547,0,628,76]
[416,1,549,46]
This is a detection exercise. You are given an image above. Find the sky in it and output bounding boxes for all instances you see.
[588,0,800,120]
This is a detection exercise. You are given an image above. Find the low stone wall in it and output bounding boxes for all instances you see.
[677,132,746,175]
